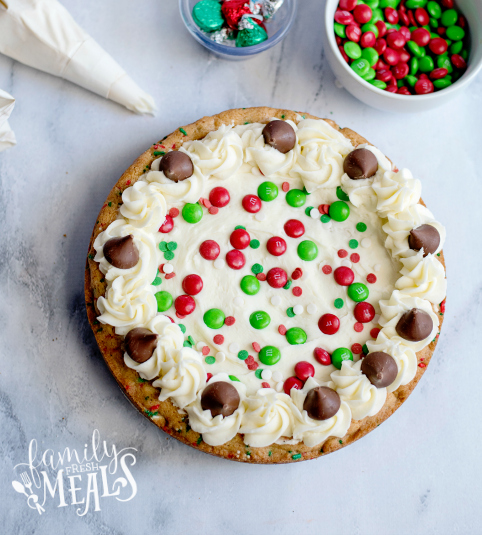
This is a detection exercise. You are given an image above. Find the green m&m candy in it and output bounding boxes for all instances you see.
[441,8,458,28]
[361,47,379,67]
[240,275,260,295]
[336,186,350,202]
[406,0,427,7]
[347,282,369,302]
[331,347,354,370]
[419,55,434,72]
[446,26,465,41]
[434,78,452,89]
[334,22,346,39]
[258,181,278,201]
[249,310,271,330]
[329,200,350,222]
[362,68,376,82]
[344,41,362,60]
[259,346,281,366]
[286,327,307,345]
[437,55,453,73]
[450,41,463,55]
[380,0,399,8]
[427,1,441,18]
[361,24,379,38]
[155,291,173,312]
[192,0,224,32]
[351,58,370,77]
[286,188,306,207]
[370,79,387,89]
[203,308,225,329]
[182,202,203,223]
[297,240,318,261]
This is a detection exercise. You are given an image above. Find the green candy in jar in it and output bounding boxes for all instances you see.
[441,9,458,28]
[361,47,379,67]
[344,41,362,60]
[351,58,371,77]
[427,1,441,18]
[419,55,434,72]
[192,0,224,32]
[446,26,465,41]
[236,19,268,47]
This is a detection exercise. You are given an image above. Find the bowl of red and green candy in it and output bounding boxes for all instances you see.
[322,0,482,112]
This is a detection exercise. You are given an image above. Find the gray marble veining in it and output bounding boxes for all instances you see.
[0,0,481,533]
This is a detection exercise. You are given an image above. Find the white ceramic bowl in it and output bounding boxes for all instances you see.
[322,0,482,112]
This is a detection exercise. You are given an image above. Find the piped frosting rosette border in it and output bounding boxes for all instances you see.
[92,116,446,448]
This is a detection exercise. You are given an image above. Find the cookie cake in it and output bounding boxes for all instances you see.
[85,107,446,463]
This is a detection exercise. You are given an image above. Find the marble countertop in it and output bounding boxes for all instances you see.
[1,0,481,533]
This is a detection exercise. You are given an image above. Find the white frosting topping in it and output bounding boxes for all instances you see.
[291,377,352,447]
[185,373,247,446]
[93,117,446,447]
[239,389,295,447]
[124,315,185,380]
[330,361,387,420]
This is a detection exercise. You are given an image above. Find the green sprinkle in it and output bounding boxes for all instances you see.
[164,250,175,260]
[349,239,359,249]
[246,451,251,456]
[152,276,162,286]
[244,122,249,125]
[167,241,178,251]
[179,324,186,333]
[159,241,168,252]
[356,222,367,232]
[96,328,103,333]
[292,453,302,460]
[336,186,350,202]
[302,186,311,195]
[281,114,285,119]
[334,298,344,309]
[283,280,292,290]
[229,375,240,382]
[235,225,246,230]
[320,214,331,223]
[250,239,260,249]
[362,344,369,355]
[255,369,263,379]
[339,440,343,444]
[238,350,249,361]
[183,340,192,348]
[88,254,94,260]
[268,451,272,456]
[305,206,314,216]
[251,263,263,274]
[180,128,187,136]
[196,436,202,445]
[137,377,147,383]
[153,151,165,156]
[108,202,112,207]
[286,307,295,318]
[205,356,215,364]
[188,335,195,346]
[437,253,441,257]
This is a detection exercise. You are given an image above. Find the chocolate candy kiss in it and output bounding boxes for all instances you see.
[361,352,398,388]
[159,151,194,182]
[124,328,158,364]
[395,308,433,342]
[343,148,378,179]
[303,386,341,421]
[201,381,240,418]
[262,120,296,154]
[409,224,440,256]
[103,235,139,269]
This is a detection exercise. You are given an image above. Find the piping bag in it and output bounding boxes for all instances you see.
[0,0,156,114]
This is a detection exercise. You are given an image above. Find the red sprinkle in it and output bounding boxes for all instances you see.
[176,312,186,319]
[224,316,236,326]
[370,327,381,339]
[126,180,131,186]
[256,273,267,281]
[246,355,255,365]
[165,272,176,279]
[367,273,377,284]
[292,286,302,297]
[322,265,333,275]
[169,207,179,218]
[261,382,270,389]
[338,249,348,258]
[291,268,303,280]
[159,263,165,273]
[208,206,219,215]
[354,322,364,332]
[278,324,287,335]
[440,299,446,314]
[150,404,160,411]
[351,343,363,354]
[207,373,213,381]
[418,362,427,368]
[202,346,210,356]
[213,334,224,345]
[350,253,360,263]
[247,362,259,371]
[282,182,290,192]
[318,204,330,214]
[252,342,261,353]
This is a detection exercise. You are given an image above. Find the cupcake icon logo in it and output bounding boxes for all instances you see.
[12,429,138,516]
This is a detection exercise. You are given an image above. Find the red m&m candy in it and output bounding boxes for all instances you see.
[318,314,340,335]
[230,228,250,249]
[411,28,430,47]
[284,219,305,238]
[294,361,315,382]
[159,215,174,233]
[314,347,331,366]
[334,266,355,286]
[429,38,448,56]
[175,295,195,316]
[242,194,262,213]
[354,302,376,323]
[415,78,434,94]
[283,376,303,395]
[339,0,357,10]
[386,31,405,50]
[226,249,246,270]
[209,187,230,208]
[266,267,288,288]
[267,236,287,256]
[353,4,372,24]
[182,274,203,296]
[199,240,220,260]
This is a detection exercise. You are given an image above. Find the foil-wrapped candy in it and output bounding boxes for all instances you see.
[209,27,234,43]
[261,0,284,20]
